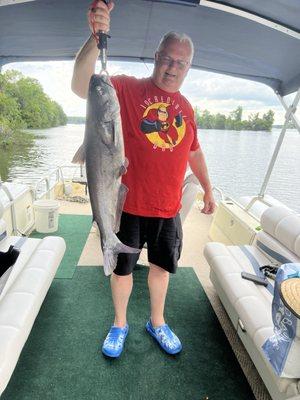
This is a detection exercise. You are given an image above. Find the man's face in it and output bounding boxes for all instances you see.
[152,39,192,93]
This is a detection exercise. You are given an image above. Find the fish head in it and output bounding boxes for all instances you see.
[88,74,120,122]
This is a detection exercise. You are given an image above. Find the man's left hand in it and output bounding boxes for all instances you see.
[201,191,216,214]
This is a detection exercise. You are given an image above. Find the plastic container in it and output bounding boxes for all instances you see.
[33,200,60,233]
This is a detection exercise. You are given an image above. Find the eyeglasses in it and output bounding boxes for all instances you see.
[156,53,190,69]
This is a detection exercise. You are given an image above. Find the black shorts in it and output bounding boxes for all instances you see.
[114,212,183,276]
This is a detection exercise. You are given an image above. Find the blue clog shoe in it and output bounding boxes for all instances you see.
[102,324,129,358]
[146,320,182,355]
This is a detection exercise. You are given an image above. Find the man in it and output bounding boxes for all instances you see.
[72,0,215,358]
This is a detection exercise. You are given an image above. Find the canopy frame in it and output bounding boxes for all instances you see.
[244,87,300,212]
[0,0,35,5]
[200,0,300,40]
[1,0,300,95]
[259,88,300,197]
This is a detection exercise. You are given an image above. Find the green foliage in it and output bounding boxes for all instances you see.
[0,69,67,146]
[195,106,274,132]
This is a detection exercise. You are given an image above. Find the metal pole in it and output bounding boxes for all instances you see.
[259,88,300,197]
[277,91,300,134]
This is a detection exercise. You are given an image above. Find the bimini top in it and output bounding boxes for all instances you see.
[1,0,300,96]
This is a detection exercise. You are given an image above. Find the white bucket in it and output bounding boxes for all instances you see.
[33,200,60,233]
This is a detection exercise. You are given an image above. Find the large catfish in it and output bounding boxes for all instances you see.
[72,74,140,276]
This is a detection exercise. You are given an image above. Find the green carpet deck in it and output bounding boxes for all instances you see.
[2,266,254,400]
[30,214,92,278]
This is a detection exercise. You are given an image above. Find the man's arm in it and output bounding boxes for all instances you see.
[188,147,216,214]
[71,1,114,99]
[71,36,99,99]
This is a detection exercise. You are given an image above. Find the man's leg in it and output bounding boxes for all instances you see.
[111,272,133,327]
[145,214,182,354]
[102,272,133,358]
[148,262,169,327]
[102,212,140,358]
[146,262,182,354]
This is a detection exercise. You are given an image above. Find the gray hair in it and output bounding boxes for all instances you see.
[157,31,194,61]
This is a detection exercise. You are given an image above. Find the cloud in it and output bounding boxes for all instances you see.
[183,69,280,105]
[3,60,299,124]
[181,69,298,123]
[3,60,152,117]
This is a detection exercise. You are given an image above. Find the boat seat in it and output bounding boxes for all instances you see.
[238,194,291,220]
[0,182,30,210]
[0,214,66,396]
[204,206,300,400]
[140,173,202,251]
[180,173,203,224]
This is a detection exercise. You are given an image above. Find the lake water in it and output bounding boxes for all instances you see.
[1,125,299,212]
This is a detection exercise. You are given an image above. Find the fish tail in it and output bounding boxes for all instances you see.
[103,249,118,276]
[103,235,140,276]
[72,143,86,164]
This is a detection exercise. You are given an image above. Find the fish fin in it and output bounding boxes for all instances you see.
[114,241,141,255]
[114,184,128,233]
[119,158,129,176]
[103,249,118,276]
[72,144,86,164]
[102,236,140,276]
[119,165,126,176]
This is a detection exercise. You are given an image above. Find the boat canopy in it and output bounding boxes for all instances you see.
[0,0,300,96]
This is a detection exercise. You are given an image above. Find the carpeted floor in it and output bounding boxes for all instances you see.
[30,214,92,278]
[2,266,254,400]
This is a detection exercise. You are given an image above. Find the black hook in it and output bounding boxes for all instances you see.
[96,0,111,72]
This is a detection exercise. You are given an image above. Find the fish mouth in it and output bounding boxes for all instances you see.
[100,78,114,89]
[92,75,115,90]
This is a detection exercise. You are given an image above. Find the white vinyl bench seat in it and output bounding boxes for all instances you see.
[204,206,300,400]
[0,227,66,396]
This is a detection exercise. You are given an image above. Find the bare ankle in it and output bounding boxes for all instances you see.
[114,319,127,328]
[150,317,165,328]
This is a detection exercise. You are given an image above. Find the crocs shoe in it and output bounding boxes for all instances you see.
[146,320,182,355]
[102,324,129,358]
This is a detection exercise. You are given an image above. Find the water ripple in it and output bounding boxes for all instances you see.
[2,125,299,213]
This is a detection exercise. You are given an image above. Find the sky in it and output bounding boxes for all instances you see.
[3,60,299,125]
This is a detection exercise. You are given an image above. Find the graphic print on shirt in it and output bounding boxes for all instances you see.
[140,101,186,151]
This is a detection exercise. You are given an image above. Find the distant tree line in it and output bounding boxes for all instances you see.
[273,122,296,129]
[67,116,86,124]
[195,106,274,131]
[0,70,67,146]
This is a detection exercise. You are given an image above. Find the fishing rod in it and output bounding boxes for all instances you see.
[90,0,111,74]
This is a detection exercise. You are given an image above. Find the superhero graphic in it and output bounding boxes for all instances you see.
[140,103,186,151]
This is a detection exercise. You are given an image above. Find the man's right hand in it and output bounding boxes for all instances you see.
[88,0,114,34]
[72,1,114,99]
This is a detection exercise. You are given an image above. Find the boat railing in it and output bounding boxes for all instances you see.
[243,195,274,212]
[212,186,225,201]
[60,164,86,185]
[0,182,18,235]
[0,181,35,236]
[0,165,87,236]
[34,168,62,200]
[213,185,261,223]
[34,164,86,200]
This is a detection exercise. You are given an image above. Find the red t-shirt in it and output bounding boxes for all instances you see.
[111,75,200,218]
